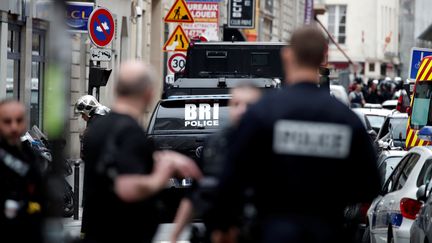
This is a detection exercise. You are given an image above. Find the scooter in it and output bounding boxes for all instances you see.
[22,126,75,217]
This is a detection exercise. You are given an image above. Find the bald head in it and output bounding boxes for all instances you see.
[0,100,26,146]
[116,60,156,98]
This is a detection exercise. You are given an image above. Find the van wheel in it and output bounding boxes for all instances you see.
[387,225,394,243]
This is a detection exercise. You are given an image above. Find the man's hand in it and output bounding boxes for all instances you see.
[153,151,203,180]
[115,159,174,202]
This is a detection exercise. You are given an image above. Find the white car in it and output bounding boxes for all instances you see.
[352,108,392,133]
[382,100,398,110]
[365,146,432,243]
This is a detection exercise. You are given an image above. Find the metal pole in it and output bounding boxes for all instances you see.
[73,160,80,220]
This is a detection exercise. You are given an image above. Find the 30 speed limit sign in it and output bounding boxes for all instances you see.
[168,53,187,73]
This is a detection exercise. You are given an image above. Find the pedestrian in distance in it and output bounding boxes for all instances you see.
[170,83,263,243]
[210,26,381,243]
[0,100,45,243]
[349,83,366,108]
[80,60,202,243]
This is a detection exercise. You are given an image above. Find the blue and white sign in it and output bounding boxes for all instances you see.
[66,2,94,33]
[409,47,432,80]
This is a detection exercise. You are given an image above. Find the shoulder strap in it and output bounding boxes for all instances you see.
[0,148,30,177]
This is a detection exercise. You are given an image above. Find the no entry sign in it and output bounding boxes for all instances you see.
[88,8,115,47]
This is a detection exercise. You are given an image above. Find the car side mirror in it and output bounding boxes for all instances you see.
[417,184,428,202]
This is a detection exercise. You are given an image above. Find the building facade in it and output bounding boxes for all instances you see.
[317,0,400,81]
[399,0,432,79]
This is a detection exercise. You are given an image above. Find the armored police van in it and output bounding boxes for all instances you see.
[148,42,285,221]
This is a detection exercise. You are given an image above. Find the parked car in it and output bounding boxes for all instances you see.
[375,112,408,150]
[352,108,378,141]
[410,177,432,243]
[364,146,432,243]
[382,100,398,110]
[352,108,392,134]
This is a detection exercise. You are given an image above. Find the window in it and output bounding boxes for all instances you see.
[379,156,403,184]
[411,82,432,129]
[384,154,411,194]
[394,153,420,191]
[417,159,432,187]
[369,63,375,72]
[7,24,21,99]
[30,29,46,127]
[328,5,347,44]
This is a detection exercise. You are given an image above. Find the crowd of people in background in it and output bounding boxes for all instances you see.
[348,77,407,108]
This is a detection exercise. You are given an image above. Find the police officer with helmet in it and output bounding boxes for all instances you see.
[211,27,381,243]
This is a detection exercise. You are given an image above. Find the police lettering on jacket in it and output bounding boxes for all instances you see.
[185,103,219,127]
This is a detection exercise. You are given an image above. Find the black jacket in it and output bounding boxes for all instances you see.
[213,83,380,242]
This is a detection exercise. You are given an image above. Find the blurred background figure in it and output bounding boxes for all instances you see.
[365,80,381,104]
[0,100,45,243]
[170,83,262,243]
[349,83,366,108]
[81,60,201,243]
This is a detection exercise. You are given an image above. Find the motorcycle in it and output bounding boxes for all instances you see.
[22,126,75,218]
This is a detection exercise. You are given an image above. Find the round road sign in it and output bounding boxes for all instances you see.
[168,53,187,73]
[88,8,115,47]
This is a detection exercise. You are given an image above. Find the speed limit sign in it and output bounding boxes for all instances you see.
[168,53,187,73]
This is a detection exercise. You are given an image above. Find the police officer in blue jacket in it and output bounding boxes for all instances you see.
[211,27,381,243]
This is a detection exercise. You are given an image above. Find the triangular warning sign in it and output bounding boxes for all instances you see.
[164,0,194,23]
[163,25,190,52]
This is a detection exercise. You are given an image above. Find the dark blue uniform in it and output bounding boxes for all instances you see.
[213,82,381,243]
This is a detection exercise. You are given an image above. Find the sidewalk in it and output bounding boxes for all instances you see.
[63,207,83,239]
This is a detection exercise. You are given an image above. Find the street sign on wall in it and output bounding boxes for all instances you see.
[90,48,112,61]
[88,8,115,47]
[304,0,314,24]
[163,25,190,52]
[168,53,187,73]
[183,1,219,41]
[165,0,195,23]
[66,2,94,33]
[228,0,255,29]
[409,47,432,80]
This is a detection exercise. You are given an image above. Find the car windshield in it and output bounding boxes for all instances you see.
[411,81,432,129]
[366,115,385,130]
[389,117,408,140]
[154,99,230,131]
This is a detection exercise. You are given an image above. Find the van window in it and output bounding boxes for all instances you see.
[411,82,432,129]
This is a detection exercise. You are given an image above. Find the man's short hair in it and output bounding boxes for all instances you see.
[290,26,328,69]
[115,62,156,97]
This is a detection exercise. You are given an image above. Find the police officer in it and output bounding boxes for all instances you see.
[74,95,110,126]
[0,100,45,243]
[211,27,381,243]
[170,83,262,243]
